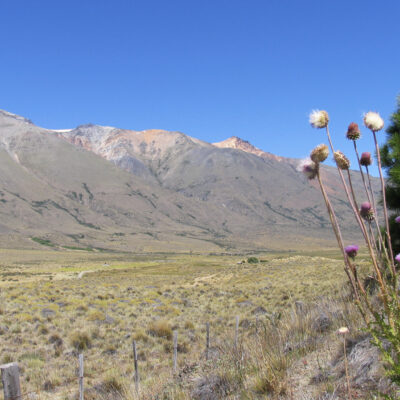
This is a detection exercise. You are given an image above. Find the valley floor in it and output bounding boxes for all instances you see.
[0,249,395,399]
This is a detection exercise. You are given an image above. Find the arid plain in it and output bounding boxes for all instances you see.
[1,247,385,399]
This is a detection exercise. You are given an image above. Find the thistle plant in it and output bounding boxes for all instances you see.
[303,109,400,386]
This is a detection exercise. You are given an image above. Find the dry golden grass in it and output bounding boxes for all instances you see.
[0,248,391,399]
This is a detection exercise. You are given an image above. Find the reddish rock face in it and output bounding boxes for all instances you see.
[213,136,284,162]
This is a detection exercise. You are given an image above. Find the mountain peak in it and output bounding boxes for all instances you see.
[212,136,283,161]
[0,110,33,125]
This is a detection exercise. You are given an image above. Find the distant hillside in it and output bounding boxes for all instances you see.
[0,109,379,252]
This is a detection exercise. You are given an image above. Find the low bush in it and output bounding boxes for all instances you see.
[69,331,92,350]
[147,319,173,339]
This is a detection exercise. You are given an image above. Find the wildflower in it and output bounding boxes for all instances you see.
[346,122,361,140]
[345,245,359,259]
[338,327,349,335]
[334,151,350,170]
[360,152,372,167]
[310,144,329,163]
[298,158,319,180]
[364,111,384,132]
[309,110,329,129]
[360,202,374,221]
[395,216,400,224]
[396,254,400,263]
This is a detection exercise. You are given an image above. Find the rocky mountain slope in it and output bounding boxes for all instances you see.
[0,110,378,252]
[213,136,284,162]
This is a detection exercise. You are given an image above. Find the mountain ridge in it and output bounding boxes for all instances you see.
[0,109,378,252]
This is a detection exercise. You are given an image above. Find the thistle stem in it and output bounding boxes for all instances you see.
[347,167,388,266]
[343,335,352,400]
[365,165,385,255]
[346,169,359,212]
[325,127,390,314]
[316,170,362,306]
[367,222,379,257]
[353,142,372,206]
[372,131,396,277]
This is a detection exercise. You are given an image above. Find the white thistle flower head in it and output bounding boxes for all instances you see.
[334,151,350,170]
[309,110,329,129]
[363,111,384,132]
[310,144,329,163]
[297,158,319,180]
[337,327,349,335]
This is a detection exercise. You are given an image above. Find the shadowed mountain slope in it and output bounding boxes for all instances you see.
[0,110,378,252]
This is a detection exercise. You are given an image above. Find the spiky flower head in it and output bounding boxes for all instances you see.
[346,122,361,140]
[360,152,372,167]
[298,158,319,180]
[345,245,359,259]
[395,216,400,224]
[364,111,384,132]
[310,144,329,163]
[309,110,329,129]
[360,202,374,221]
[337,327,349,335]
[334,151,350,170]
[396,254,400,264]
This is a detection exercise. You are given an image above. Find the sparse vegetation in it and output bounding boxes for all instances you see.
[0,249,396,399]
[31,237,55,247]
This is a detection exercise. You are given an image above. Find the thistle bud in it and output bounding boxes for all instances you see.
[345,245,359,259]
[396,254,400,264]
[310,144,329,163]
[346,122,361,140]
[360,202,374,221]
[309,110,329,129]
[395,216,400,224]
[364,111,384,132]
[298,158,319,180]
[334,151,350,170]
[360,152,372,167]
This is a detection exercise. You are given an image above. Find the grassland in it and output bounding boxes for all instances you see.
[0,249,391,399]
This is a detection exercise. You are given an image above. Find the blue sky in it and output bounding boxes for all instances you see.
[1,0,399,174]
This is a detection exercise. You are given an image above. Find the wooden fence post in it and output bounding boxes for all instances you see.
[1,363,21,400]
[234,316,239,350]
[132,340,139,393]
[205,322,210,360]
[173,331,178,373]
[79,353,84,400]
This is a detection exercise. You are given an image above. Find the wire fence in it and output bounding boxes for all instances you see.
[0,314,267,400]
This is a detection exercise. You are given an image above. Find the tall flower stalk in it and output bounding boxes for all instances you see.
[325,124,389,309]
[372,130,396,271]
[303,109,400,387]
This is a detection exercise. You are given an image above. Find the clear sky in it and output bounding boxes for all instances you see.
[1,0,399,174]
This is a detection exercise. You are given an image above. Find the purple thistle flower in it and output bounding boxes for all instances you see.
[360,202,374,221]
[346,122,361,140]
[361,202,371,212]
[396,254,400,264]
[345,245,359,259]
[360,152,372,167]
[395,216,400,224]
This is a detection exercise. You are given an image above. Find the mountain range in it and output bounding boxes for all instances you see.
[0,109,378,252]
